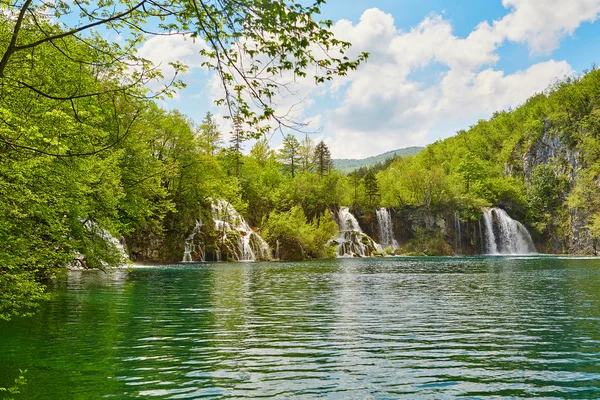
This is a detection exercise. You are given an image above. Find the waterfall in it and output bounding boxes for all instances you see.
[81,220,129,266]
[211,199,270,262]
[376,208,398,251]
[454,211,462,251]
[335,207,380,257]
[182,219,204,262]
[482,209,499,254]
[481,208,537,255]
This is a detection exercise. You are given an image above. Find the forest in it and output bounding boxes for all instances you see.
[1,0,600,323]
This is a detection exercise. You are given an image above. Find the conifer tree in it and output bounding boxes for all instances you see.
[198,112,222,156]
[314,141,332,178]
[230,115,244,177]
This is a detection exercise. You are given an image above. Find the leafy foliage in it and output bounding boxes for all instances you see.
[262,206,338,260]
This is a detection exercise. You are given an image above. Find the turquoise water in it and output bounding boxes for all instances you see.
[1,256,600,399]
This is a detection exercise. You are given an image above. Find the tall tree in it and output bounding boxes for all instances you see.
[299,133,315,173]
[250,137,273,166]
[314,141,332,178]
[198,112,222,156]
[278,134,301,177]
[229,115,244,177]
[349,171,361,207]
[363,169,380,207]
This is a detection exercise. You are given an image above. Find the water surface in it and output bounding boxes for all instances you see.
[1,256,599,399]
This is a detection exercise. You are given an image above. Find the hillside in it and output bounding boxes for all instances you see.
[375,68,600,255]
[333,146,424,172]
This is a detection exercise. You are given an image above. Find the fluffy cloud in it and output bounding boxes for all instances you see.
[495,0,600,54]
[319,1,596,158]
[137,34,208,93]
[145,2,599,158]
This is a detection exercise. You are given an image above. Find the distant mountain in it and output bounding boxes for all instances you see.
[333,146,425,173]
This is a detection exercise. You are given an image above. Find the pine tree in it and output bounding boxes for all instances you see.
[198,112,222,156]
[363,169,380,207]
[278,134,301,177]
[230,115,244,177]
[314,141,332,178]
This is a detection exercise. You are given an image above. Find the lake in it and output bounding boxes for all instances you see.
[1,256,599,399]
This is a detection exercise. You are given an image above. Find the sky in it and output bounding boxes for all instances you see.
[139,0,600,159]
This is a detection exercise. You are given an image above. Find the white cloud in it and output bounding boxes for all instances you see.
[495,0,600,54]
[316,1,595,158]
[137,34,208,93]
[152,1,599,159]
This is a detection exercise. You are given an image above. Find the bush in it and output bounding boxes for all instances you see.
[263,206,338,260]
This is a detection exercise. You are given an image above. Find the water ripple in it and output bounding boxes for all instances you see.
[1,257,600,398]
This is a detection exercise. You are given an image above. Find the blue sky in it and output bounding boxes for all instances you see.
[143,0,600,158]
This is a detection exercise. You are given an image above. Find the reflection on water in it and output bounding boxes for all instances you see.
[1,257,600,399]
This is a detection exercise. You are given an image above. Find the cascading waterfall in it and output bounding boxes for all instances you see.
[79,220,129,267]
[481,208,537,255]
[335,207,381,257]
[376,208,398,252]
[482,210,499,254]
[211,199,271,262]
[182,219,204,262]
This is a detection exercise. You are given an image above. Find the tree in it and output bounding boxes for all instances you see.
[299,133,315,173]
[363,169,380,207]
[229,114,244,177]
[456,153,485,192]
[278,134,301,177]
[198,112,222,156]
[314,141,332,178]
[349,171,361,207]
[250,137,273,166]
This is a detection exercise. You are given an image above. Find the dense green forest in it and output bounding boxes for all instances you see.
[1,0,600,324]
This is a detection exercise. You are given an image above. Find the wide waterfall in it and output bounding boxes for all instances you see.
[182,220,204,262]
[376,208,398,252]
[335,207,380,257]
[211,199,271,262]
[481,208,537,255]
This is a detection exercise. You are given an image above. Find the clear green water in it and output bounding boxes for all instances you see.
[1,256,600,399]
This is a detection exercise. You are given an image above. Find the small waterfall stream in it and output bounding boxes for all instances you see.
[335,207,380,257]
[376,208,398,251]
[182,220,204,262]
[481,208,537,255]
[211,199,271,262]
[454,211,462,251]
[80,220,129,267]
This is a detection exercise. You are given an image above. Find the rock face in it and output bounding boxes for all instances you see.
[522,122,580,184]
[357,207,479,256]
[520,124,596,254]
